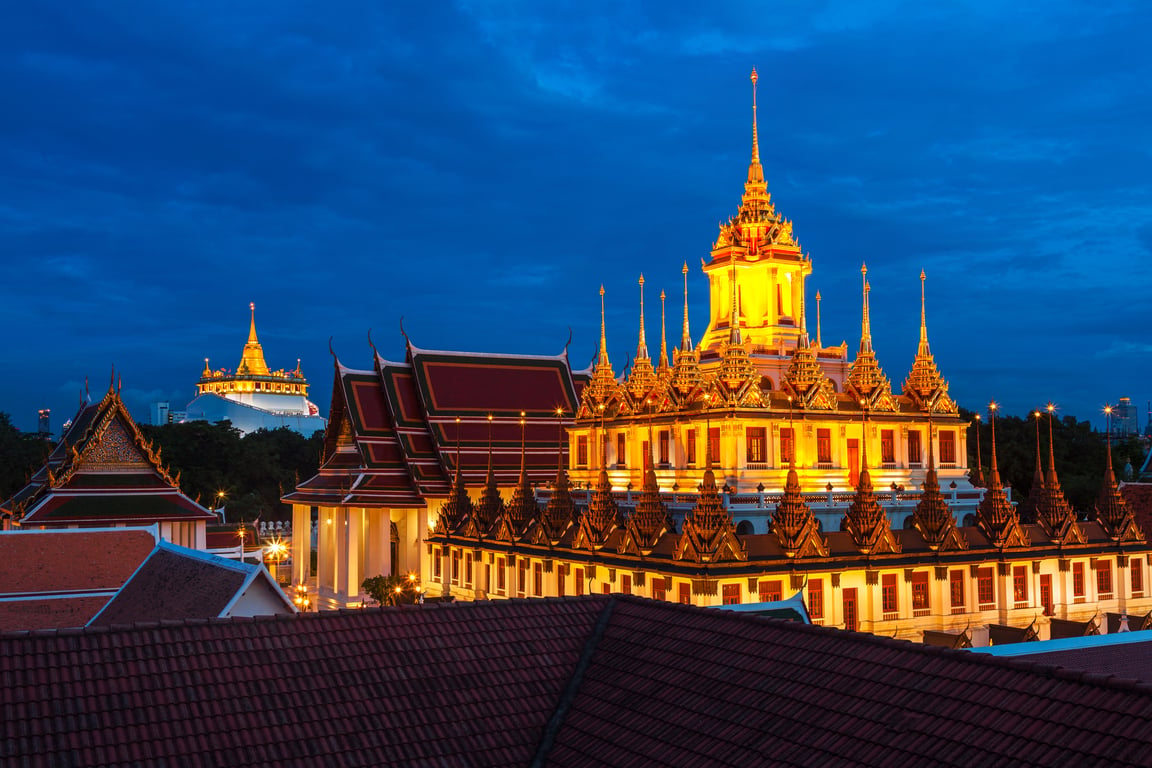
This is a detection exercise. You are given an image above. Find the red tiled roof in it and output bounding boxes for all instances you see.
[0,527,158,631]
[1120,482,1152,536]
[6,596,1152,766]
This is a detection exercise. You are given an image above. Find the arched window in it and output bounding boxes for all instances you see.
[735,520,755,536]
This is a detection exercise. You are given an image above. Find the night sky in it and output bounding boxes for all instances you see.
[3,2,1151,434]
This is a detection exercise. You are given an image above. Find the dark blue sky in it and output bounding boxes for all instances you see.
[3,2,1151,433]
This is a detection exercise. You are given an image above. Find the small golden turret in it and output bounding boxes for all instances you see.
[237,302,271,377]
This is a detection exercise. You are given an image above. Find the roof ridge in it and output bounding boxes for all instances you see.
[648,594,1152,698]
[531,595,617,767]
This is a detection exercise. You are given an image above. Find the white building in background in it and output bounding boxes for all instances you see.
[182,303,326,437]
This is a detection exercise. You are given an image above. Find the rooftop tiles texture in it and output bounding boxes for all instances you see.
[4,596,1152,767]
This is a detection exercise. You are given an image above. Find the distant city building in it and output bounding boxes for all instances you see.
[1114,397,1138,438]
[150,401,172,425]
[36,408,50,437]
[182,303,325,437]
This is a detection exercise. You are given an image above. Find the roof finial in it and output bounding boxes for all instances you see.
[454,416,463,485]
[798,274,808,343]
[248,302,258,344]
[815,291,823,348]
[519,410,527,477]
[658,289,669,368]
[598,285,609,367]
[729,254,741,345]
[1046,402,1059,481]
[747,68,763,185]
[681,262,692,352]
[918,269,931,357]
[636,274,649,361]
[859,263,873,354]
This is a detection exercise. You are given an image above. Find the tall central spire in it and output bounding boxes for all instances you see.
[681,263,692,352]
[237,302,271,376]
[598,285,609,367]
[636,274,650,361]
[859,264,873,354]
[918,269,930,357]
[748,67,763,186]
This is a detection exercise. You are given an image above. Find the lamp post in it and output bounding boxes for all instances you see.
[214,490,226,523]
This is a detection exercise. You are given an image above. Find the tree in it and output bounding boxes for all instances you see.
[362,574,422,606]
[0,412,55,502]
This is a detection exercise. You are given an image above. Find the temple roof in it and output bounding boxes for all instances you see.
[4,382,214,527]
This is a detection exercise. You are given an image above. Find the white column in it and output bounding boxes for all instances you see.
[365,509,382,581]
[292,504,311,585]
[343,507,363,601]
[380,510,393,578]
[318,507,336,594]
[408,506,427,578]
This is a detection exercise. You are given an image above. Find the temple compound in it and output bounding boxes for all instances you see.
[420,71,1152,644]
[284,337,581,610]
[183,303,325,436]
[1,377,215,547]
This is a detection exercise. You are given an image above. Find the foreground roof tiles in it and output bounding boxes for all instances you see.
[5,596,1152,766]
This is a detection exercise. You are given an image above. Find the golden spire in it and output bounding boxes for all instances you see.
[1095,404,1144,543]
[976,401,1029,549]
[202,357,211,377]
[1036,402,1084,545]
[658,289,670,369]
[859,264,872,355]
[507,411,536,533]
[475,413,504,532]
[585,285,617,403]
[815,291,822,348]
[846,264,896,410]
[681,262,692,352]
[917,269,930,357]
[599,285,609,367]
[903,270,956,414]
[748,68,763,185]
[912,413,968,551]
[237,302,271,377]
[844,401,901,555]
[636,274,649,361]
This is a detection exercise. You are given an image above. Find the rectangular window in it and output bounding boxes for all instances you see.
[576,435,588,467]
[1013,565,1028,605]
[1133,560,1144,596]
[908,430,922,466]
[464,552,473,589]
[817,429,832,464]
[642,440,650,468]
[533,562,543,597]
[1040,574,1053,616]
[708,427,721,467]
[911,571,930,616]
[602,583,611,594]
[1073,562,1085,602]
[659,430,670,465]
[575,566,585,596]
[949,569,965,614]
[843,588,858,632]
[497,556,506,594]
[678,582,691,605]
[557,565,566,597]
[808,578,824,620]
[939,431,956,464]
[1096,560,1113,598]
[747,427,767,464]
[652,577,667,602]
[881,429,895,464]
[616,433,626,467]
[758,579,782,603]
[780,427,795,465]
[518,559,528,597]
[722,583,741,605]
[882,573,899,617]
[977,567,994,608]
[621,573,632,595]
[686,429,697,467]
[433,547,442,580]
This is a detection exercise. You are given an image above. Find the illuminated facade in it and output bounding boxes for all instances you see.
[422,70,1152,645]
[183,303,325,436]
[567,68,972,528]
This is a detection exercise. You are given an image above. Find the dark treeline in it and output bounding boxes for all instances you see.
[0,413,55,502]
[138,421,324,522]
[962,406,1146,513]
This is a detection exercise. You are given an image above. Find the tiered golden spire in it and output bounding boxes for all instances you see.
[815,291,823,348]
[627,274,657,400]
[657,290,670,373]
[505,412,537,535]
[911,416,967,551]
[237,302,271,376]
[586,286,617,403]
[474,415,504,532]
[541,409,575,543]
[844,408,901,555]
[436,417,473,535]
[670,262,702,396]
[1035,403,1084,545]
[675,433,745,563]
[774,467,828,558]
[846,266,896,411]
[782,336,836,410]
[1095,404,1144,543]
[1017,410,1045,524]
[976,402,1029,549]
[621,427,673,554]
[902,271,957,413]
[747,67,763,187]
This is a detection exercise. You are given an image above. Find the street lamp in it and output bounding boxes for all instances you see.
[214,490,227,523]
